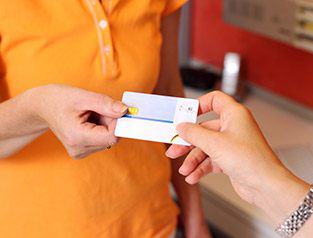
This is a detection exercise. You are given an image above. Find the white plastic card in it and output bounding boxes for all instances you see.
[114,92,199,145]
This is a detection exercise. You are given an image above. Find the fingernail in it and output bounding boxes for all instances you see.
[185,177,192,184]
[165,149,176,159]
[178,166,185,175]
[113,101,128,113]
[185,176,195,185]
[165,152,174,159]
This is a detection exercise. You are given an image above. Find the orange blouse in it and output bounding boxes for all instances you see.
[0,0,187,237]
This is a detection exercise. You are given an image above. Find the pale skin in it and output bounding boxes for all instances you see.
[156,10,212,238]
[166,91,313,237]
[0,84,128,159]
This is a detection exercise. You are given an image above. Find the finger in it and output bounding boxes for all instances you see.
[179,147,207,176]
[201,119,221,131]
[79,111,92,122]
[99,115,115,126]
[198,91,237,116]
[166,120,221,158]
[211,161,223,173]
[176,122,222,156]
[81,93,128,118]
[107,119,117,134]
[165,144,193,159]
[72,147,103,160]
[81,122,117,147]
[185,158,212,184]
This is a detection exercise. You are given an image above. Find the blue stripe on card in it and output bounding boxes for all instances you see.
[123,114,173,124]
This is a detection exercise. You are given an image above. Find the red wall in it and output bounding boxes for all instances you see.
[190,0,313,108]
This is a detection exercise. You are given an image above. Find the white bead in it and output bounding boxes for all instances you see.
[99,20,108,29]
[104,46,110,54]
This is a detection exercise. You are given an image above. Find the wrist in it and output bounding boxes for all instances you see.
[176,185,206,230]
[183,214,208,238]
[180,200,207,235]
[23,86,49,130]
[253,164,310,224]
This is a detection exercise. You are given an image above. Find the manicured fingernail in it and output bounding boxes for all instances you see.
[165,152,175,159]
[185,176,192,184]
[185,176,196,185]
[178,166,185,175]
[113,101,128,113]
[179,166,189,176]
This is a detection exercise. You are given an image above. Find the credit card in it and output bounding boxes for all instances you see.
[114,92,199,145]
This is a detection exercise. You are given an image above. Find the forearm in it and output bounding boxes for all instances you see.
[0,88,47,158]
[171,157,206,231]
[154,74,185,98]
[253,164,312,236]
[154,9,184,98]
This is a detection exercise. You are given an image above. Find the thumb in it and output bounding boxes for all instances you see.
[176,122,222,156]
[82,93,128,118]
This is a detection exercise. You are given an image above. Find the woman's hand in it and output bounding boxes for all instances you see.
[167,91,283,196]
[22,84,127,159]
[166,91,310,225]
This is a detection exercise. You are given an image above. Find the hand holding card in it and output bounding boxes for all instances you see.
[114,92,199,145]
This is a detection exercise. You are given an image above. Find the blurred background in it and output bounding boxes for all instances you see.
[177,1,313,237]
